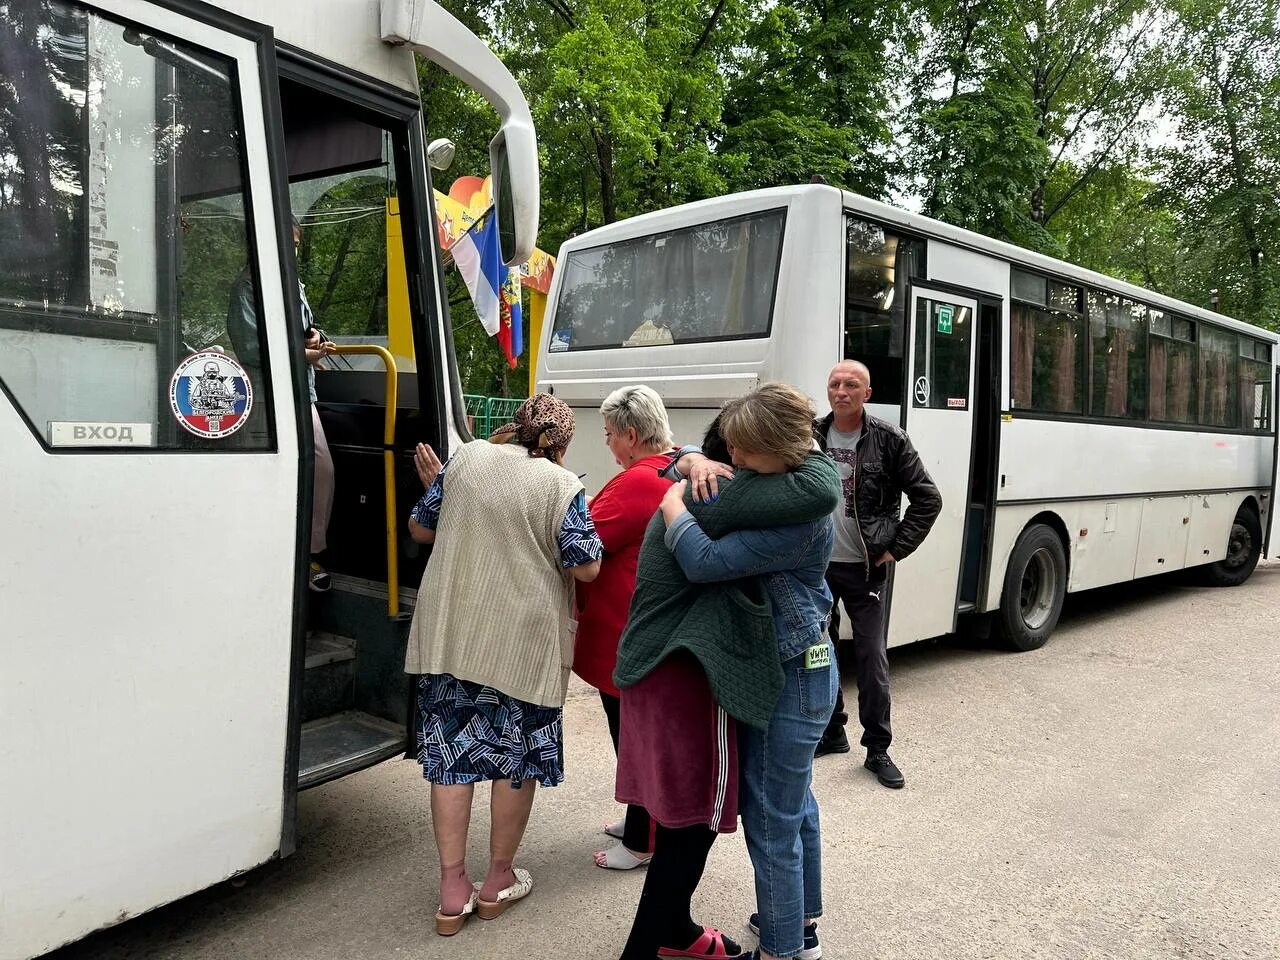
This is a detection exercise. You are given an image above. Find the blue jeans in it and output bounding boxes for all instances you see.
[739,641,837,958]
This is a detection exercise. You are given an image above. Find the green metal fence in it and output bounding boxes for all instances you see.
[463,395,527,438]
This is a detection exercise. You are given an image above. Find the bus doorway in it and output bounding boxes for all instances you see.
[269,64,447,789]
[959,296,1002,607]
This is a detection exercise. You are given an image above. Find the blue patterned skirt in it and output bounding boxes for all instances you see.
[416,674,565,788]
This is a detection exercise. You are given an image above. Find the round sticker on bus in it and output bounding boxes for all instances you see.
[169,351,254,439]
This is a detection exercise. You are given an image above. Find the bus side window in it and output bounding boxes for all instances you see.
[0,1,274,451]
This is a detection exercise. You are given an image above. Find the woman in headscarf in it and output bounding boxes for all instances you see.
[404,394,603,937]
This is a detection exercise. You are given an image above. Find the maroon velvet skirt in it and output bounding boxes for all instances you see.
[615,652,738,833]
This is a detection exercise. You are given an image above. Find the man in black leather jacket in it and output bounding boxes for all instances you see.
[814,361,941,789]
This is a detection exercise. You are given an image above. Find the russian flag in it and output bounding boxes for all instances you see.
[452,212,504,336]
[452,212,523,368]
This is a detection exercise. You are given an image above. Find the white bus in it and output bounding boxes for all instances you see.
[536,186,1277,652]
[0,0,536,956]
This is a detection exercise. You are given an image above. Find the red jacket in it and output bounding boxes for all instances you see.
[573,452,674,697]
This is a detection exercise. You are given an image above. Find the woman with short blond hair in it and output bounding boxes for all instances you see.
[576,384,677,869]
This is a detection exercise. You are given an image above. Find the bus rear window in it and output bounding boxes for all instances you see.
[548,209,785,352]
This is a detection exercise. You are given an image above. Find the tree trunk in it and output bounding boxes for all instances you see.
[1220,86,1266,311]
[594,129,617,224]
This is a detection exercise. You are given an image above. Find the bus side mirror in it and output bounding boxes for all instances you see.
[381,0,540,266]
[490,124,536,267]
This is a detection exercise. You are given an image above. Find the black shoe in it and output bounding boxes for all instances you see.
[864,750,905,789]
[747,914,821,960]
[814,728,850,757]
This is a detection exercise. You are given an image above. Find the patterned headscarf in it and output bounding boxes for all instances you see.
[489,393,576,462]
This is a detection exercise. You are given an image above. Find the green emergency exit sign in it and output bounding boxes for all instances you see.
[937,304,954,335]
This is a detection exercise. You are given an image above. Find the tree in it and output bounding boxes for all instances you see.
[719,0,901,197]
[904,0,1167,252]
[1157,0,1280,326]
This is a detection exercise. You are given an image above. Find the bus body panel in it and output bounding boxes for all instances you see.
[218,0,418,93]
[981,418,1274,612]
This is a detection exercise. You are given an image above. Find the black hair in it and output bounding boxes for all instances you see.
[700,413,731,465]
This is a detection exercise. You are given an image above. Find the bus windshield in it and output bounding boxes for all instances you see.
[548,208,785,352]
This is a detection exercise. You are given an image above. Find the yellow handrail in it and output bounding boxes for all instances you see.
[328,345,401,618]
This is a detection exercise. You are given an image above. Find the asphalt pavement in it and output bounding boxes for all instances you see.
[49,562,1280,959]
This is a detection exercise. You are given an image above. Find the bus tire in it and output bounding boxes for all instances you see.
[1199,506,1262,587]
[997,524,1067,652]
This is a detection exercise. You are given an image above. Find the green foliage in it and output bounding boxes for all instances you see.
[719,0,899,196]
[416,0,1280,398]
[1155,0,1280,326]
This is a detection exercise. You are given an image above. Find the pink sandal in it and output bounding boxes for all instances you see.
[658,926,743,958]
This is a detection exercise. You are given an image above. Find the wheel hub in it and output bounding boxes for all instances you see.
[1018,547,1058,631]
[1224,521,1253,569]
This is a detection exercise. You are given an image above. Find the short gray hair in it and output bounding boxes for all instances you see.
[600,384,674,451]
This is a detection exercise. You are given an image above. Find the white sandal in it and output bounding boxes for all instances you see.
[604,819,625,839]
[435,890,478,936]
[475,867,534,920]
[594,844,653,870]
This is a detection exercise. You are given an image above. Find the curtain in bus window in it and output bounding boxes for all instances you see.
[1197,326,1237,428]
[1149,337,1168,420]
[1169,346,1195,423]
[1010,302,1033,409]
[1151,337,1196,424]
[1048,318,1079,412]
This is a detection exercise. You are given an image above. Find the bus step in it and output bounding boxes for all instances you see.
[302,633,357,722]
[298,710,404,790]
[305,632,357,668]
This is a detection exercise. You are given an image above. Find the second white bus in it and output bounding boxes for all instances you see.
[536,186,1276,651]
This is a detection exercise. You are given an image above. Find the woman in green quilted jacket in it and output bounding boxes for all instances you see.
[612,383,840,960]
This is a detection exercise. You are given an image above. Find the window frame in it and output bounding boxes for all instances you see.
[546,206,789,353]
[1009,275,1086,417]
[0,0,281,453]
[1008,269,1275,436]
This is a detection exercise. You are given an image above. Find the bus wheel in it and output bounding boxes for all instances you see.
[997,524,1066,652]
[1200,507,1261,587]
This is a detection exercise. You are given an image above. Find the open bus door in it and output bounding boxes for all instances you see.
[1,2,305,955]
[885,286,981,645]
[1269,360,1279,557]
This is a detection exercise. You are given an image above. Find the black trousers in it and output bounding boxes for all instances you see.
[824,560,892,751]
[599,692,654,852]
[618,823,717,959]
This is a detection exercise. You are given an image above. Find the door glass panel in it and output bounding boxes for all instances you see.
[0,0,273,449]
[844,217,925,406]
[912,298,972,410]
[288,127,414,372]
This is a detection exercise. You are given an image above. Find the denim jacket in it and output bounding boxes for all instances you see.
[665,510,835,663]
